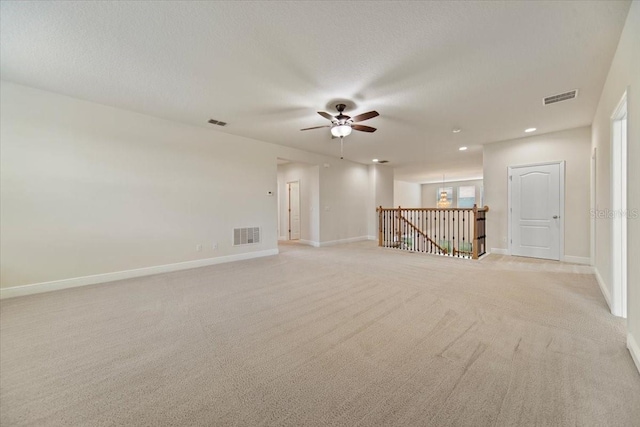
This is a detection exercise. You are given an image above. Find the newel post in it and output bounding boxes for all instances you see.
[397,206,402,247]
[472,204,479,259]
[378,206,383,247]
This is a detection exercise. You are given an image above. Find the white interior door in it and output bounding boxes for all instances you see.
[288,181,300,240]
[509,162,563,260]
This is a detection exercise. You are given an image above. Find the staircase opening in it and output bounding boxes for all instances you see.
[377,205,488,259]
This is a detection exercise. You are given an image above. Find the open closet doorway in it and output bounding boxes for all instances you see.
[287,181,300,240]
[611,91,627,318]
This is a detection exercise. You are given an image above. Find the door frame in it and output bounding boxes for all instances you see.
[286,180,300,240]
[507,161,565,260]
[590,147,597,266]
[611,90,627,318]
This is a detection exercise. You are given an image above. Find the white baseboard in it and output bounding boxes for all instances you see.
[628,333,640,375]
[490,248,509,255]
[0,249,279,300]
[563,255,590,265]
[367,235,377,241]
[298,239,320,247]
[278,236,287,241]
[488,249,591,266]
[594,267,612,312]
[319,236,370,247]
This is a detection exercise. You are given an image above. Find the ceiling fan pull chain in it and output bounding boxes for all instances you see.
[340,136,344,159]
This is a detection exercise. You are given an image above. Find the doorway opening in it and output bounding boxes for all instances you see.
[287,181,300,240]
[611,91,627,318]
[276,159,320,246]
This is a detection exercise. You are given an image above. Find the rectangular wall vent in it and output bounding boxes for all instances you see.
[233,227,260,246]
[208,119,228,126]
[543,89,578,105]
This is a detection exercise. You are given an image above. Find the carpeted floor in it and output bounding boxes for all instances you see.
[1,241,639,426]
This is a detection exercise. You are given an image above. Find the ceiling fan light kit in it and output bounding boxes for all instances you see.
[331,124,352,137]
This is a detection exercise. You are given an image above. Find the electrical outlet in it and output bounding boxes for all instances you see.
[212,242,218,250]
[196,244,202,252]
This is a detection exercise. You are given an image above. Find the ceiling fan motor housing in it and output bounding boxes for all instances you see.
[335,104,350,122]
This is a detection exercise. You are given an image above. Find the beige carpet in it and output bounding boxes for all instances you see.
[1,241,639,426]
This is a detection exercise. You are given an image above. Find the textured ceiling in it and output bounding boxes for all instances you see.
[0,1,631,182]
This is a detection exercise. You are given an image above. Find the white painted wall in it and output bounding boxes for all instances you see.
[591,1,639,370]
[393,180,421,207]
[277,162,319,243]
[0,82,369,289]
[367,164,394,238]
[319,161,370,243]
[421,179,484,208]
[483,126,591,260]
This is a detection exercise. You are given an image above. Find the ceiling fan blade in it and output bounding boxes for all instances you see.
[317,111,335,121]
[352,124,377,133]
[350,111,379,123]
[300,125,330,131]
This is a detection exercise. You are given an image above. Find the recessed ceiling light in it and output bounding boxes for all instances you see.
[452,128,462,133]
[459,146,468,151]
[525,127,537,133]
[372,159,379,163]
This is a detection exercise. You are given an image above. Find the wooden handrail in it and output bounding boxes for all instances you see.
[377,206,489,212]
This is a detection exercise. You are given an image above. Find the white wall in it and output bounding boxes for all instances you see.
[319,161,370,243]
[0,82,370,290]
[367,164,394,239]
[483,126,591,259]
[421,179,484,208]
[277,162,319,242]
[393,180,421,207]
[591,1,639,370]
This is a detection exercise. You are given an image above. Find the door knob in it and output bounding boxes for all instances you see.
[552,215,559,219]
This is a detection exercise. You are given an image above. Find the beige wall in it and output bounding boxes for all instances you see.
[319,161,369,243]
[421,179,484,209]
[367,164,394,238]
[277,162,320,243]
[393,180,421,207]
[483,126,591,259]
[591,0,639,366]
[0,82,370,288]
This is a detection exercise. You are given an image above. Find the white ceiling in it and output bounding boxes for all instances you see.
[0,1,631,182]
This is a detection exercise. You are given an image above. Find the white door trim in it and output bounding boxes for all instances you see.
[507,161,565,260]
[590,147,597,266]
[611,89,627,318]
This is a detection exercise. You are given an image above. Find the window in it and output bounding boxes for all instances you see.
[457,186,475,208]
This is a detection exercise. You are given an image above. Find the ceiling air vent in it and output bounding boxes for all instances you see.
[208,119,227,126]
[233,227,260,246]
[543,89,578,106]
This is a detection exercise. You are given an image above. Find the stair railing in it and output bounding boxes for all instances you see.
[377,205,489,259]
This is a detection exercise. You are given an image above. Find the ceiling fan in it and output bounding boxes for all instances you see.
[300,104,379,138]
